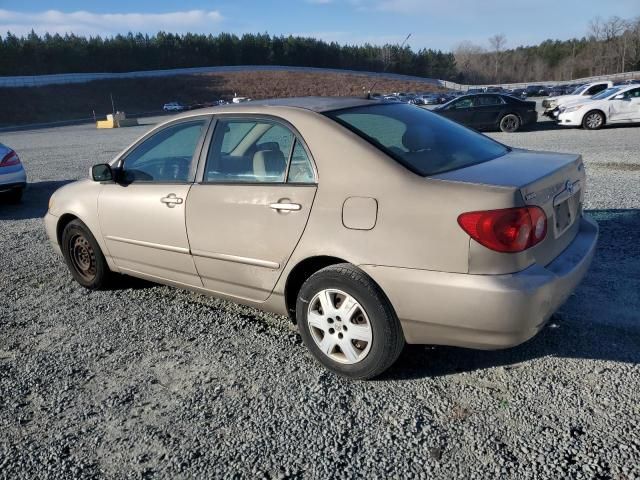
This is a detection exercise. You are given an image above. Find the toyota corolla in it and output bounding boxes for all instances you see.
[45,97,598,379]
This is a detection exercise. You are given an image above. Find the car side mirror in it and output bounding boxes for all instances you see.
[613,94,627,100]
[91,163,113,182]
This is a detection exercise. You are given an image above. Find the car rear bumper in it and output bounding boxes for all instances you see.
[0,164,27,192]
[361,215,598,349]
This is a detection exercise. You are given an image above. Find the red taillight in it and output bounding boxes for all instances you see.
[458,206,547,253]
[0,149,21,167]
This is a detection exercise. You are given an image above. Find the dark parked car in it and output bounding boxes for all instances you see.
[509,88,527,100]
[548,84,575,96]
[433,93,538,132]
[525,85,550,97]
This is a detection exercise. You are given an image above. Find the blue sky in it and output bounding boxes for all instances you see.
[0,1,638,51]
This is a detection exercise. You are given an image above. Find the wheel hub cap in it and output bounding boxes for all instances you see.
[307,289,372,364]
[587,114,601,128]
[70,234,97,281]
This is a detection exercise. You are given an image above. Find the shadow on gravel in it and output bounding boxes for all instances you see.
[0,180,72,220]
[384,208,640,381]
[528,120,564,132]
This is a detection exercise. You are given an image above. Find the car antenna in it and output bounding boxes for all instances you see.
[366,33,412,99]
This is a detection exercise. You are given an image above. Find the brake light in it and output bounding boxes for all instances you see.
[0,149,21,167]
[458,206,547,253]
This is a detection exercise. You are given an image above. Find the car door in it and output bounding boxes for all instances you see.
[609,87,640,122]
[186,116,317,302]
[470,95,505,128]
[98,116,210,285]
[440,97,474,126]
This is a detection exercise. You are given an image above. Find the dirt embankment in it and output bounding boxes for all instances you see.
[0,70,443,127]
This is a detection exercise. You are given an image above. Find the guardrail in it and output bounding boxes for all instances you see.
[442,70,640,91]
[0,65,440,88]
[0,65,638,90]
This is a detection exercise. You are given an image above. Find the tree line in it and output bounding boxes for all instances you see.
[455,16,640,84]
[0,16,638,83]
[0,31,456,80]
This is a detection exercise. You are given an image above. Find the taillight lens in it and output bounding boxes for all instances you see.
[458,206,547,253]
[0,149,21,167]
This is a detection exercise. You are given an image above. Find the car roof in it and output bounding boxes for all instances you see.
[225,96,381,112]
[156,96,401,127]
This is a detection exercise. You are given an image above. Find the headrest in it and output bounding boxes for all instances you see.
[253,149,286,181]
[402,127,434,152]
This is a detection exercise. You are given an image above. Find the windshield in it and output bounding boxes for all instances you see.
[592,87,621,100]
[325,103,508,176]
[571,85,587,95]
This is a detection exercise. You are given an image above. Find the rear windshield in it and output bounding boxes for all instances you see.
[325,103,508,176]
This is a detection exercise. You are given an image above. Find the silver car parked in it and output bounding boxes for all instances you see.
[0,143,26,203]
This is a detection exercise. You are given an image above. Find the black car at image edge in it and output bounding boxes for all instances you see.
[432,93,538,132]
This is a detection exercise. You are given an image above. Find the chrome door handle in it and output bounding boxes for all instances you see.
[160,193,184,208]
[269,202,301,212]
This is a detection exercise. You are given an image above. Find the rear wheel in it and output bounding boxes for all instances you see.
[61,219,111,289]
[499,114,521,133]
[583,111,605,130]
[296,263,404,380]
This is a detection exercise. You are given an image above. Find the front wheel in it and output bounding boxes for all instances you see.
[61,219,112,289]
[296,264,405,380]
[583,111,605,130]
[499,114,521,132]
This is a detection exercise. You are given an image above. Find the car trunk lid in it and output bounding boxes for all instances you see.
[434,148,585,271]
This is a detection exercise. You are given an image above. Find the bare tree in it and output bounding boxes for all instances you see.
[488,34,507,82]
[453,41,487,83]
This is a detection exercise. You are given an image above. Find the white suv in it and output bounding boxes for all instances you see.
[542,81,612,118]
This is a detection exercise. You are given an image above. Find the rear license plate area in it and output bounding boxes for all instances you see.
[554,194,579,236]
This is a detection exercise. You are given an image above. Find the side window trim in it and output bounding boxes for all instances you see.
[284,137,297,183]
[116,115,212,185]
[195,114,317,185]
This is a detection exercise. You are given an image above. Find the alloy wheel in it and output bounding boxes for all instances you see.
[500,115,519,132]
[585,112,603,129]
[307,289,373,364]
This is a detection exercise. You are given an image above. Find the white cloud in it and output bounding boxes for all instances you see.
[0,9,224,36]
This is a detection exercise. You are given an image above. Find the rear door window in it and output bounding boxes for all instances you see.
[587,84,608,95]
[204,118,315,184]
[473,95,504,106]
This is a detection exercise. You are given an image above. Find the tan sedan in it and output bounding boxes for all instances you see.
[45,97,598,379]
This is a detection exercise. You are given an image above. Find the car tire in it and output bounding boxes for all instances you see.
[499,114,521,133]
[582,110,605,130]
[296,263,405,380]
[61,219,112,290]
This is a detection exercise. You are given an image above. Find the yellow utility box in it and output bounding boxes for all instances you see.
[96,112,139,129]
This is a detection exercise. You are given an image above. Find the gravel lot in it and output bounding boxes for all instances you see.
[1,112,639,479]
